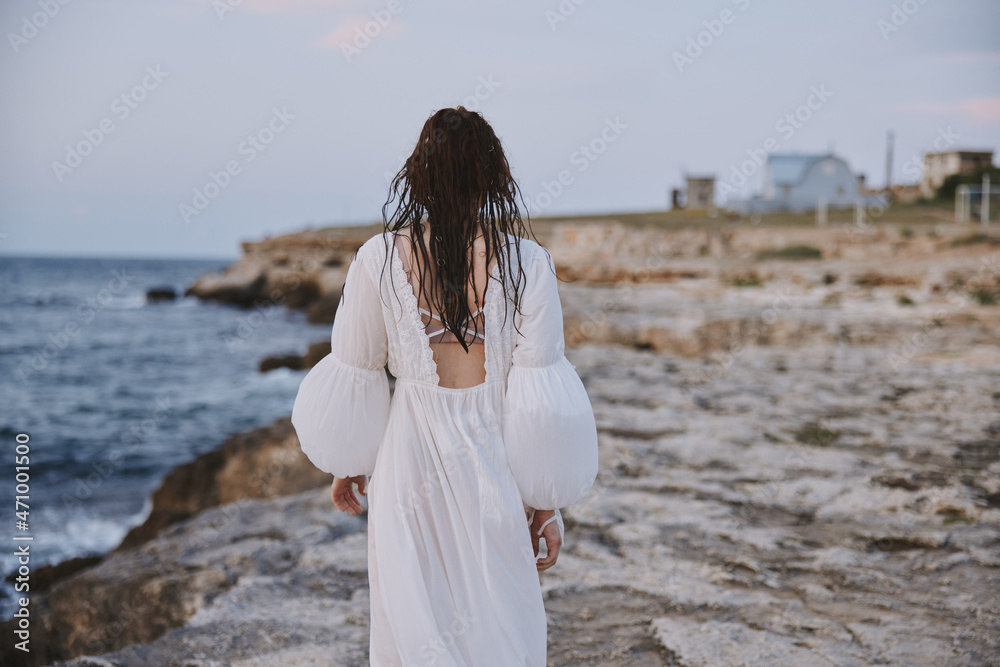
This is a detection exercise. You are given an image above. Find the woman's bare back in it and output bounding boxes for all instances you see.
[395,226,494,389]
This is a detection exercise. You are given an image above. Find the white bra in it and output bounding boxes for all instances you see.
[418,305,485,345]
[394,233,486,346]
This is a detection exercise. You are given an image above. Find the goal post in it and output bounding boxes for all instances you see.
[956,182,999,225]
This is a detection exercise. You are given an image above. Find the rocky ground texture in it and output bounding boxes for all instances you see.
[9,217,1000,666]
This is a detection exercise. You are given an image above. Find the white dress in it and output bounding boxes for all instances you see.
[291,231,599,666]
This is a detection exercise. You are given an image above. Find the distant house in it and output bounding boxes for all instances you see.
[728,153,878,213]
[920,150,994,199]
[685,176,715,209]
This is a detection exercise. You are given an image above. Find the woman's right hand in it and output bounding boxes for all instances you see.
[529,508,562,572]
[331,475,367,515]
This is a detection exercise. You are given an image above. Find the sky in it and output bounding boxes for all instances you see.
[0,0,998,259]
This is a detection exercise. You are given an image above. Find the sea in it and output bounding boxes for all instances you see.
[0,256,332,619]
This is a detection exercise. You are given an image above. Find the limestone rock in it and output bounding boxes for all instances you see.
[115,418,328,551]
[259,340,330,373]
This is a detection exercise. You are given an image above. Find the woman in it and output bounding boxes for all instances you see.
[291,106,599,666]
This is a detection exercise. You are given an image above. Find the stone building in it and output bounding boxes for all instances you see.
[685,176,716,209]
[920,150,994,199]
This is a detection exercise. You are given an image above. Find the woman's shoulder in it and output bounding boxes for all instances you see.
[336,233,393,284]
[353,232,394,265]
[500,234,551,268]
[359,231,393,253]
[353,230,550,270]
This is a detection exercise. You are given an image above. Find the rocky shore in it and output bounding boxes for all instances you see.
[182,228,377,323]
[10,213,1000,666]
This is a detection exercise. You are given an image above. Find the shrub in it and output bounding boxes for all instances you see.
[794,424,841,446]
[731,274,763,287]
[756,245,823,261]
[951,233,1000,247]
[970,288,998,306]
[855,272,918,287]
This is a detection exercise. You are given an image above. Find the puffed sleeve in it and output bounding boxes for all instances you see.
[291,240,390,477]
[502,245,599,511]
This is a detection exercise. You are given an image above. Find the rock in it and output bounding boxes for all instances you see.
[2,490,368,667]
[258,354,303,373]
[184,228,373,312]
[652,617,838,666]
[23,337,999,665]
[258,341,330,373]
[3,556,102,594]
[115,417,329,551]
[305,289,341,324]
[18,218,1000,665]
[184,271,268,308]
[274,277,321,309]
[0,416,340,666]
[301,340,331,368]
[144,286,176,302]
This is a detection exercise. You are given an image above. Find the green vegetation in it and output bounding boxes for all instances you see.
[940,510,975,525]
[731,273,764,287]
[315,203,957,236]
[950,232,1000,247]
[900,228,914,238]
[935,165,1000,202]
[970,288,999,306]
[509,203,955,232]
[855,272,917,288]
[794,424,841,447]
[756,245,822,261]
[897,295,915,306]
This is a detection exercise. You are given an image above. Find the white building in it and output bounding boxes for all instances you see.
[728,153,878,213]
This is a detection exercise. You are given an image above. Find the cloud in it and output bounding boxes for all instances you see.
[960,97,1000,122]
[941,51,1000,65]
[205,0,355,13]
[885,96,1000,124]
[318,15,406,50]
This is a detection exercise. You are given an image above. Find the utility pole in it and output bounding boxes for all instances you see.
[983,173,991,226]
[884,131,894,195]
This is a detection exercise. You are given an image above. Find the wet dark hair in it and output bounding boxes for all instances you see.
[381,106,534,352]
